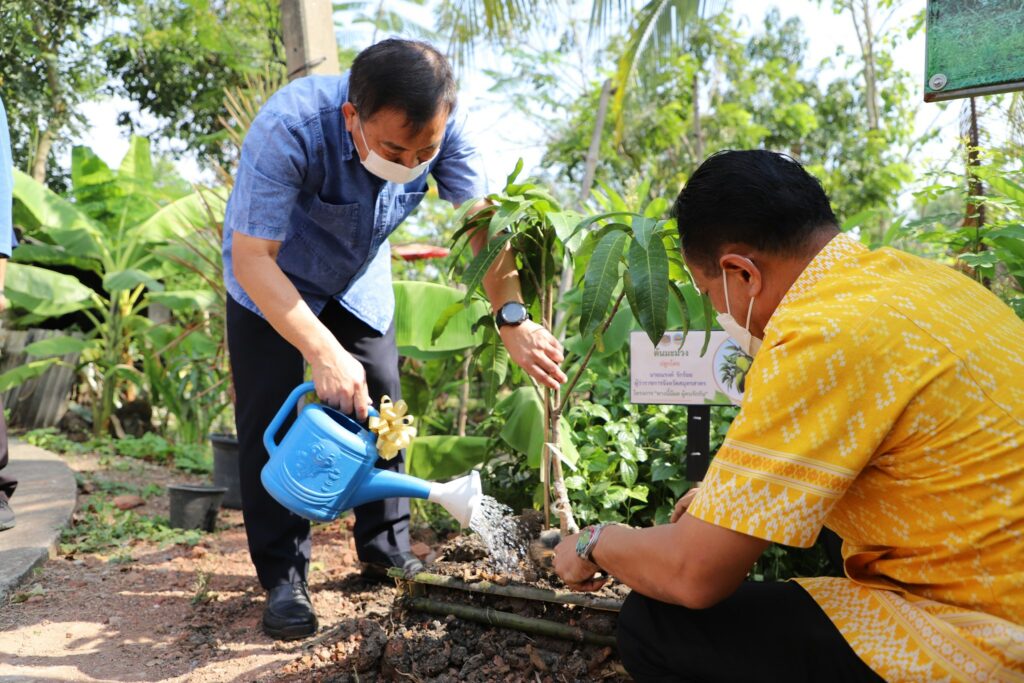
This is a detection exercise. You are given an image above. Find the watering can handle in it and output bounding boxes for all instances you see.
[264,382,316,457]
[263,381,381,457]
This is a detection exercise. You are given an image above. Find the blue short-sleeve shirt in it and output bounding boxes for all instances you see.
[222,74,486,333]
[0,96,16,258]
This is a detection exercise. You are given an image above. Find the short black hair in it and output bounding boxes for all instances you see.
[673,150,839,273]
[349,39,456,132]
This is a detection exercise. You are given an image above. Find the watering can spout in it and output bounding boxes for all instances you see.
[427,470,483,527]
[345,469,482,527]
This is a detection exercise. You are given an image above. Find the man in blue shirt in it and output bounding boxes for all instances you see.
[224,39,566,640]
[0,96,16,532]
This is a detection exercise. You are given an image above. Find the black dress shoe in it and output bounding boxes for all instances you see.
[360,551,424,581]
[262,582,318,640]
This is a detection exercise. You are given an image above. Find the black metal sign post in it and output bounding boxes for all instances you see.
[686,405,712,482]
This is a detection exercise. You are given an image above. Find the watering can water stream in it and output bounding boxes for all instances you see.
[262,382,482,525]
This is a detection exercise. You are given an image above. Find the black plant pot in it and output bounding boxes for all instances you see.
[210,433,242,509]
[168,484,227,532]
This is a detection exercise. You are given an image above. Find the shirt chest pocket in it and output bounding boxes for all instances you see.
[276,197,367,297]
[308,196,364,251]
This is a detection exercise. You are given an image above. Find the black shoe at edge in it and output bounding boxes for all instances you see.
[0,493,14,532]
[262,582,318,640]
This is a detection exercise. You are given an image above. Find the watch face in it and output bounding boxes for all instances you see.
[500,302,528,325]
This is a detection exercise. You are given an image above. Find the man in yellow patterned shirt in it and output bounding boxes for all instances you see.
[553,150,1024,681]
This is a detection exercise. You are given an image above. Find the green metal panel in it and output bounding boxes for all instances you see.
[925,0,1024,102]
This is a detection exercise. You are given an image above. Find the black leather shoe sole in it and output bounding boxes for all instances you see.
[262,614,318,640]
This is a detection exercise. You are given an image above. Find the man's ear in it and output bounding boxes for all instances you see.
[719,253,762,298]
[341,102,357,132]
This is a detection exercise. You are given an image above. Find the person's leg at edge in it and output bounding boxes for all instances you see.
[0,395,16,531]
[616,580,884,683]
[226,295,317,639]
[318,301,416,576]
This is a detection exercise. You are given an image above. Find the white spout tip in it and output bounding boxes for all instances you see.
[428,470,482,527]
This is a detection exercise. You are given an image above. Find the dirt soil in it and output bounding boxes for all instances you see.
[0,451,633,682]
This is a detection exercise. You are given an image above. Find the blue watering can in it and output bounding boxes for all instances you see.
[261,382,482,525]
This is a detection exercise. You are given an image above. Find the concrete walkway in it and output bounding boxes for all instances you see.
[0,440,77,600]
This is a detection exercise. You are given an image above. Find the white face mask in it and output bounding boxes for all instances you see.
[717,269,762,357]
[357,119,438,184]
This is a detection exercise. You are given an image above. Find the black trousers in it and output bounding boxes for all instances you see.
[227,295,411,589]
[0,396,15,499]
[617,581,883,683]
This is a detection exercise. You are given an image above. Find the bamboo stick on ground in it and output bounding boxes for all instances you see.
[404,596,617,647]
[388,568,624,612]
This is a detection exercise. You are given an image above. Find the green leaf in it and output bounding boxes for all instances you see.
[12,168,105,236]
[547,210,584,253]
[497,387,545,467]
[136,187,227,242]
[10,243,99,273]
[24,336,90,357]
[983,172,1024,206]
[0,358,64,393]
[619,458,638,486]
[461,231,514,299]
[627,237,669,346]
[430,302,466,344]
[103,269,164,293]
[406,436,491,481]
[71,145,115,192]
[118,135,155,186]
[487,199,533,240]
[505,158,524,189]
[571,211,639,242]
[627,485,649,502]
[580,229,627,336]
[701,292,715,356]
[669,281,691,341]
[393,281,489,358]
[6,263,97,318]
[477,336,509,409]
[495,388,576,469]
[651,458,681,482]
[147,289,218,311]
[631,215,659,249]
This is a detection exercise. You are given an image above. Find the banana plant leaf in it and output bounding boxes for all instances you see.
[5,263,96,318]
[496,387,578,469]
[406,435,492,481]
[392,281,489,360]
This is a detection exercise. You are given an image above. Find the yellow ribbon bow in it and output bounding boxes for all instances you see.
[368,395,417,460]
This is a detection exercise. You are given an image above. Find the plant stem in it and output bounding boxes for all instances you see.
[557,290,626,415]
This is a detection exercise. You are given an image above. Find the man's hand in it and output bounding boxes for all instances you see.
[553,533,608,592]
[0,293,9,314]
[670,485,701,523]
[499,321,567,390]
[309,343,372,421]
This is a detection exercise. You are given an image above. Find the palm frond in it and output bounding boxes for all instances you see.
[438,0,558,69]
[609,0,703,140]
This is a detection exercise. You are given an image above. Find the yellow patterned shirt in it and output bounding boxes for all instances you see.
[687,234,1024,682]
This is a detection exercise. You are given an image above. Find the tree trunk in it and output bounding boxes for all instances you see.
[30,128,55,183]
[851,0,879,130]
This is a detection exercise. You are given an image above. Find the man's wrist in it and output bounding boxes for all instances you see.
[576,523,608,568]
[495,301,531,328]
